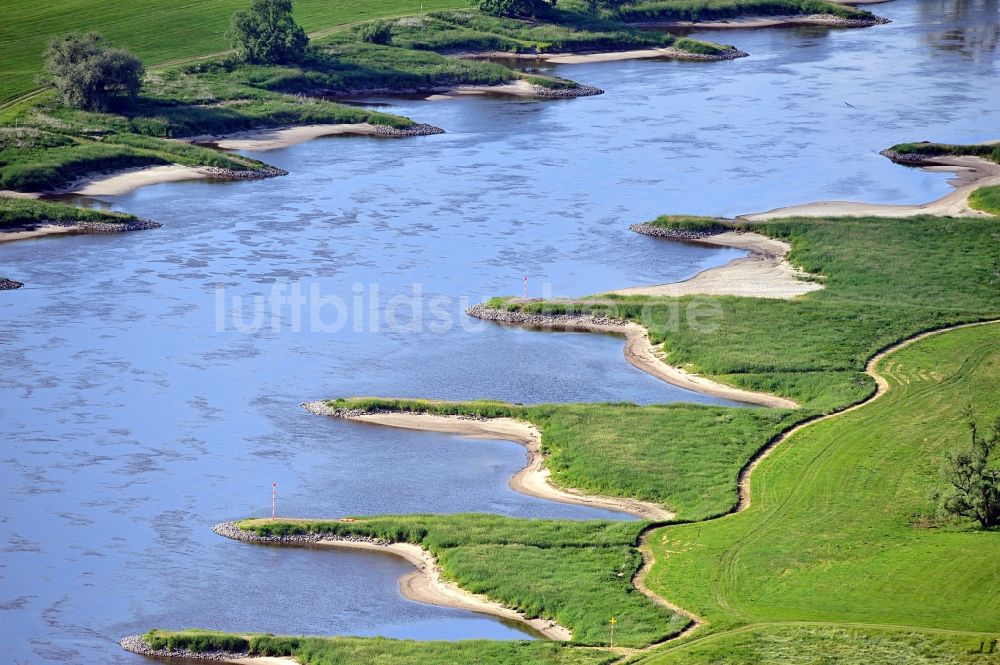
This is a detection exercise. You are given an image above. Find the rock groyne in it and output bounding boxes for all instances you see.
[213,520,390,547]
[628,222,729,240]
[1,277,24,290]
[120,634,247,662]
[465,302,627,329]
[201,165,289,180]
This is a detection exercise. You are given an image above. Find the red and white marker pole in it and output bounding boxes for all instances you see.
[271,482,277,520]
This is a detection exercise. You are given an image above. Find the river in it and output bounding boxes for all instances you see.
[1,0,998,661]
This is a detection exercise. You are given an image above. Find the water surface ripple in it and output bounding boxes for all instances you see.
[1,1,998,661]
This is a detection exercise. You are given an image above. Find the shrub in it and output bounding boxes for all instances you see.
[40,33,144,111]
[356,21,394,45]
[230,0,309,64]
[469,0,557,18]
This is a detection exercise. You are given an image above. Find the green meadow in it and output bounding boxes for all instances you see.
[0,0,468,105]
[637,322,1000,663]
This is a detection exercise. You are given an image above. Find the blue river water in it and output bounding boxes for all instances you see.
[1,0,998,662]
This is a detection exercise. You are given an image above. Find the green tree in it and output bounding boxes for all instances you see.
[40,33,143,111]
[469,0,557,18]
[942,408,1000,529]
[229,0,308,64]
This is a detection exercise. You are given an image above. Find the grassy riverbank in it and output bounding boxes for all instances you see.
[609,0,874,23]
[970,185,1000,215]
[387,10,735,56]
[637,322,1000,662]
[237,515,686,647]
[1,5,744,193]
[488,215,1000,413]
[0,197,142,228]
[887,141,1000,165]
[327,398,796,521]
[140,630,612,665]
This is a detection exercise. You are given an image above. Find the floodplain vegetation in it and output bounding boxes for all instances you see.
[146,212,1000,662]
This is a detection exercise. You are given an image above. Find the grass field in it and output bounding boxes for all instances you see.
[637,323,1000,661]
[634,624,1000,664]
[237,515,687,647]
[0,0,468,105]
[141,630,614,665]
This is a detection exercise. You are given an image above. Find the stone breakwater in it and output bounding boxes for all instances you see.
[202,165,288,179]
[49,218,162,233]
[1,277,24,290]
[120,634,246,661]
[803,13,890,26]
[672,47,749,61]
[371,123,445,137]
[629,222,728,240]
[465,303,628,329]
[213,520,391,547]
[530,83,604,98]
[879,148,945,166]
[302,400,490,421]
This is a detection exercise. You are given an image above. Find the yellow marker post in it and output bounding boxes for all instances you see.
[609,617,617,649]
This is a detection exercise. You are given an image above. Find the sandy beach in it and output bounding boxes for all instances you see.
[539,46,741,64]
[742,155,1000,221]
[70,164,209,196]
[305,404,674,520]
[214,519,571,641]
[602,320,798,408]
[185,122,445,151]
[186,123,384,151]
[0,224,78,243]
[465,307,799,409]
[613,231,824,300]
[334,540,571,640]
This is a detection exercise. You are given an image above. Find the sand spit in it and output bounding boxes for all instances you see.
[465,305,798,408]
[469,46,746,65]
[630,13,889,29]
[304,402,674,520]
[537,46,747,64]
[743,154,1000,221]
[449,79,603,98]
[0,217,161,244]
[66,164,288,197]
[211,521,571,641]
[615,229,824,299]
[186,123,445,151]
